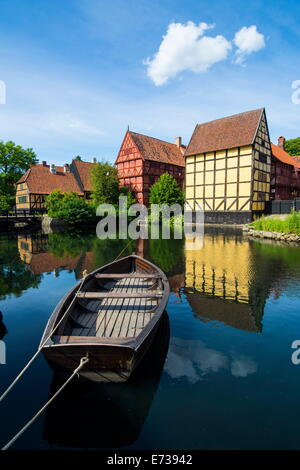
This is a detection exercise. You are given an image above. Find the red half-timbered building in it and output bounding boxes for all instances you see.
[271,137,300,200]
[115,130,185,205]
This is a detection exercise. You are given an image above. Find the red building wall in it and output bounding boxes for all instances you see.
[271,158,300,200]
[143,160,184,205]
[116,133,185,205]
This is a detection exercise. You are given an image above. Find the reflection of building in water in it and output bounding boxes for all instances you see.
[185,229,267,332]
[18,234,48,265]
[17,234,92,278]
[0,312,7,340]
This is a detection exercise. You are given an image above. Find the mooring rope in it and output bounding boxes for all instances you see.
[1,355,89,450]
[0,270,88,403]
[114,239,134,261]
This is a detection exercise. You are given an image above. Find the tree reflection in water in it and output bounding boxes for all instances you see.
[0,235,42,300]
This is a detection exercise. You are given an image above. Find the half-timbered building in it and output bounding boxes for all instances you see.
[271,137,300,200]
[115,130,185,205]
[185,108,272,223]
[15,160,94,212]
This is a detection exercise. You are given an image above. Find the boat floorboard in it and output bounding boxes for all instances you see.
[68,274,159,340]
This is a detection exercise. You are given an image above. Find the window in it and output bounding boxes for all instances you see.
[18,196,27,204]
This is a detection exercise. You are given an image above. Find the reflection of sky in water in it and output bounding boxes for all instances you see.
[164,338,257,383]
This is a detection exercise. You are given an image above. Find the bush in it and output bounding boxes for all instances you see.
[251,210,300,235]
[45,191,96,225]
[54,198,95,225]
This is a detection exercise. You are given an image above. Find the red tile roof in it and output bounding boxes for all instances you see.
[271,144,300,169]
[185,108,264,156]
[29,252,80,274]
[129,131,185,167]
[16,164,84,195]
[71,160,94,192]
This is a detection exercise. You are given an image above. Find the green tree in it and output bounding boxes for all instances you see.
[74,155,82,161]
[90,161,119,205]
[0,140,37,209]
[119,186,136,208]
[45,189,64,215]
[285,138,300,156]
[149,173,184,206]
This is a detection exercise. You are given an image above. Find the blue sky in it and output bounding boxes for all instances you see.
[0,0,299,165]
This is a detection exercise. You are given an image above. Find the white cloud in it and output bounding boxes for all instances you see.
[145,21,232,86]
[41,113,104,137]
[231,356,258,377]
[234,25,265,64]
[164,338,258,383]
[164,338,229,383]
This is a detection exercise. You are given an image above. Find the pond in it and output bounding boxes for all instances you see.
[0,226,300,449]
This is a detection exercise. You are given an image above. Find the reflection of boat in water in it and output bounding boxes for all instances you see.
[43,313,170,449]
[0,312,7,340]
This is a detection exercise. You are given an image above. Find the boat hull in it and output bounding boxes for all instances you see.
[42,312,163,383]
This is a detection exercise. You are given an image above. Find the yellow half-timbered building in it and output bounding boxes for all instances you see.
[185,108,272,223]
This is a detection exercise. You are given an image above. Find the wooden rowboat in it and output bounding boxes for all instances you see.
[40,255,170,382]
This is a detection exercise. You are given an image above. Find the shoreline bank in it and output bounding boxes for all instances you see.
[243,225,300,243]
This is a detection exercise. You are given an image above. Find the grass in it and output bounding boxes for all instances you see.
[251,210,300,235]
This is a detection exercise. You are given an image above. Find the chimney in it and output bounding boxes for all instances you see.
[175,137,182,148]
[278,136,286,150]
[64,163,70,173]
[42,161,47,166]
[50,164,56,174]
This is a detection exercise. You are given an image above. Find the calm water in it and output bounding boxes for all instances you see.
[1,227,300,449]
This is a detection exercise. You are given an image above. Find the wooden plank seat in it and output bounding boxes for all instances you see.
[76,291,163,299]
[95,273,160,279]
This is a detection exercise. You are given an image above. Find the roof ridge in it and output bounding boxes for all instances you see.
[195,108,264,128]
[72,159,93,164]
[129,130,178,147]
[185,108,264,157]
